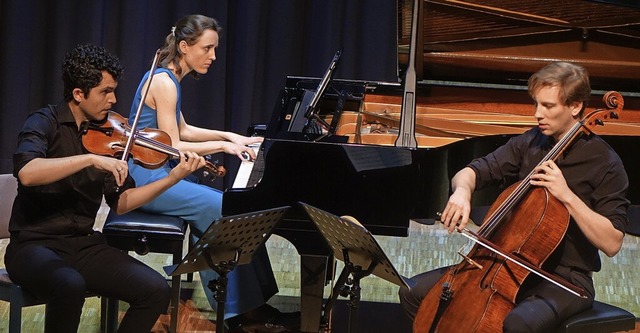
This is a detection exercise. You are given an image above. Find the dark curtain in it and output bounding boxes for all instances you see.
[0,0,399,187]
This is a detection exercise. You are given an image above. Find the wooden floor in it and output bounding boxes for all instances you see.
[1,205,639,332]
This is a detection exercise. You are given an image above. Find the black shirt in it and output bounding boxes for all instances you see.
[10,103,130,236]
[468,127,629,273]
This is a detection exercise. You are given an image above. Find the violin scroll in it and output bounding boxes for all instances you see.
[203,159,226,180]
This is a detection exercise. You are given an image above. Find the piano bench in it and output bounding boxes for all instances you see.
[555,301,636,333]
[101,209,190,333]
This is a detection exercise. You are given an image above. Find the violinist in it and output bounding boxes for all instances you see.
[399,62,629,332]
[126,14,298,332]
[6,44,206,332]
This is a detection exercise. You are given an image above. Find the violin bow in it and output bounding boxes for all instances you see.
[121,49,162,163]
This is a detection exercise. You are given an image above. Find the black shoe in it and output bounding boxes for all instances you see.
[227,321,289,333]
[226,304,300,333]
[272,310,300,331]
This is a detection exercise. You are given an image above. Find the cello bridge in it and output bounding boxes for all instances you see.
[457,250,483,270]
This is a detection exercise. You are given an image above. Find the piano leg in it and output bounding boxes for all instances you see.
[300,254,332,332]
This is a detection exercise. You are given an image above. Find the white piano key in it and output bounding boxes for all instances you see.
[231,143,261,188]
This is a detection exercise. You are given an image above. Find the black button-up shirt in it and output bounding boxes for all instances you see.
[468,127,629,273]
[10,103,129,237]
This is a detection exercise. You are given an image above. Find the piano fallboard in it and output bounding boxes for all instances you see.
[223,138,421,241]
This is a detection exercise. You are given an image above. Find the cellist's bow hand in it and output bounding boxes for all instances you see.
[439,192,472,234]
[436,212,484,270]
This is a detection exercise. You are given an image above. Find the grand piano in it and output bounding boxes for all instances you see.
[222,1,640,332]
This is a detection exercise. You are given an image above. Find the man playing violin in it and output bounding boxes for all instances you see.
[5,43,207,332]
[399,62,629,332]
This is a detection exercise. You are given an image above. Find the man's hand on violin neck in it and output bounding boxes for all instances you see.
[170,151,206,180]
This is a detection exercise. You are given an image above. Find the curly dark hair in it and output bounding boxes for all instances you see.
[62,44,123,102]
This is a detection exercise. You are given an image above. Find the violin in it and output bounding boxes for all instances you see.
[81,111,226,180]
[413,91,624,333]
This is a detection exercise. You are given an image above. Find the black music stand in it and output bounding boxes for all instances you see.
[164,206,289,333]
[299,202,410,333]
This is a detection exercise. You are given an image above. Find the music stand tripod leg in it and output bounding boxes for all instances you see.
[162,207,288,333]
[204,249,241,333]
[321,263,350,330]
[321,248,377,333]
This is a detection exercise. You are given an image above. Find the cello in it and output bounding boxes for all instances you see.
[413,91,624,333]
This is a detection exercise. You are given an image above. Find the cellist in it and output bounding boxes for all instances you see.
[399,62,629,332]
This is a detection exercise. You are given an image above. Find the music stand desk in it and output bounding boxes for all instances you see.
[164,206,289,333]
[300,202,409,333]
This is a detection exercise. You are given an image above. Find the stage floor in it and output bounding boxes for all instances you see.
[1,206,638,332]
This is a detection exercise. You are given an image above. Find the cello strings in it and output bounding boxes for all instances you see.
[478,119,584,237]
[479,96,621,237]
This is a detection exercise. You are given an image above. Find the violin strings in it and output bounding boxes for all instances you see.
[132,131,180,158]
[130,130,221,177]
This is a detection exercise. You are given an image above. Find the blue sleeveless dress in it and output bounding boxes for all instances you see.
[127,68,277,318]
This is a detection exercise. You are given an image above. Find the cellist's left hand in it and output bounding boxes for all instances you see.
[530,160,572,203]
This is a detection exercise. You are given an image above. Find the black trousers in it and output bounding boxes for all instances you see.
[398,265,594,333]
[5,231,171,333]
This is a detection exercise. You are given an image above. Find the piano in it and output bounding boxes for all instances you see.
[222,1,640,332]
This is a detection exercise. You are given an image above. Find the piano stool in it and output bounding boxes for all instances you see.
[100,209,191,333]
[555,300,636,333]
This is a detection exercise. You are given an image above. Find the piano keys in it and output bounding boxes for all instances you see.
[230,143,261,189]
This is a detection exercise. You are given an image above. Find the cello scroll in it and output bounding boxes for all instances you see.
[582,91,623,133]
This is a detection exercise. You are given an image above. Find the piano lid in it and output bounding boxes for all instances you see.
[398,0,640,91]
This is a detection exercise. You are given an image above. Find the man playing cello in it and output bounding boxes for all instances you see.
[399,62,629,332]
